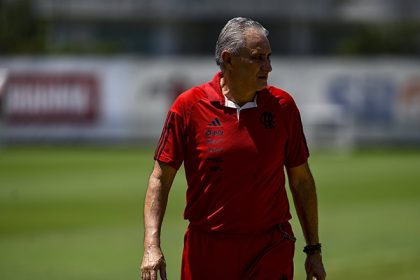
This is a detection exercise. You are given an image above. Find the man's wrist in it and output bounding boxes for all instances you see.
[145,243,160,248]
[303,243,322,255]
[144,238,161,249]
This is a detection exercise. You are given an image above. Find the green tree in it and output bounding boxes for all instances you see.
[0,0,46,54]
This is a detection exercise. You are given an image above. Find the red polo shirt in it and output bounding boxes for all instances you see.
[155,72,309,235]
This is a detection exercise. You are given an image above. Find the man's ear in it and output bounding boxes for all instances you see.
[221,50,233,69]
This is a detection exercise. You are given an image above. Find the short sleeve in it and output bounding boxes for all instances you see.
[154,109,185,170]
[284,100,309,168]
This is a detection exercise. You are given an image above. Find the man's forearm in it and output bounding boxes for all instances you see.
[143,162,176,247]
[292,179,319,245]
[287,164,320,245]
[288,163,326,279]
[144,177,168,246]
[141,162,175,280]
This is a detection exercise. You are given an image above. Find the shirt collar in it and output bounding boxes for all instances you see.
[207,72,225,104]
[224,94,258,109]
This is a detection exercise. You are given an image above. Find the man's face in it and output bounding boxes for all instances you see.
[229,28,272,92]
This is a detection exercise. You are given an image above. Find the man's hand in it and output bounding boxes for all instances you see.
[140,245,167,280]
[305,253,326,280]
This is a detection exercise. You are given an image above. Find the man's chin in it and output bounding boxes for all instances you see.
[256,81,268,90]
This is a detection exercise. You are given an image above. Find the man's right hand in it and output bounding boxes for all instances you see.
[140,245,167,280]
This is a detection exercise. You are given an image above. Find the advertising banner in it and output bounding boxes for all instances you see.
[4,73,99,124]
[1,57,419,147]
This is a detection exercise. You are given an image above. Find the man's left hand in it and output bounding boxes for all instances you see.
[305,253,326,280]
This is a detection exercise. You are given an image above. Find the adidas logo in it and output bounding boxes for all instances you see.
[208,117,222,126]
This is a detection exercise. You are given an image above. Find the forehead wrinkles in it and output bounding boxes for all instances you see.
[243,28,271,53]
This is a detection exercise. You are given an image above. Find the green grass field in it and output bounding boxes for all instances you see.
[0,147,419,279]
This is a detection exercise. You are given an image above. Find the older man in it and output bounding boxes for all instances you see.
[141,17,326,280]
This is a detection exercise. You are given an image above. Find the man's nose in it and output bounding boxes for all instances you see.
[261,59,272,72]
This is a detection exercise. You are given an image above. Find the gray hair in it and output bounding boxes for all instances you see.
[215,17,269,71]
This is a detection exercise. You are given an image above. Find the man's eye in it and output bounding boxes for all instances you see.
[252,55,264,61]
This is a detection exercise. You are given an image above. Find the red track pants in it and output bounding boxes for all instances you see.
[181,223,295,280]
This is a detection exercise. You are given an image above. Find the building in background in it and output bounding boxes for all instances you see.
[1,0,420,56]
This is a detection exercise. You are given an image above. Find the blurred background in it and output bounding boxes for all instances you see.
[0,0,419,279]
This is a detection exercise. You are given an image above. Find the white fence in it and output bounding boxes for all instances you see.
[1,56,420,148]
